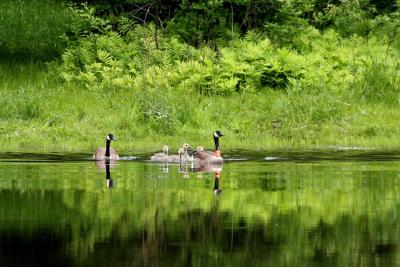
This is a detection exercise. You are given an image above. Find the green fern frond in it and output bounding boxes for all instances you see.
[97,50,113,65]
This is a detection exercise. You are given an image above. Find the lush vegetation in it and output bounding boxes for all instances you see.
[1,0,400,152]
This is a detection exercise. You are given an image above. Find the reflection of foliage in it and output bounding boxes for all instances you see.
[0,161,399,265]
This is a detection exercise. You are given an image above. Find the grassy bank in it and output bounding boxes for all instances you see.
[2,59,400,154]
[2,2,400,154]
[0,0,71,61]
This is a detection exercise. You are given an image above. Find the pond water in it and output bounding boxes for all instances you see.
[0,150,400,266]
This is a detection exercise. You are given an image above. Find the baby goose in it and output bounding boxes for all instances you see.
[151,146,186,162]
[181,143,194,162]
[167,148,185,162]
[194,130,224,163]
[93,133,119,160]
[151,145,169,161]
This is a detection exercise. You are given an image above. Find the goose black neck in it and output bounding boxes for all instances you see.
[214,136,220,151]
[105,139,111,157]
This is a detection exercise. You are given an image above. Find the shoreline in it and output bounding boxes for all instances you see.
[1,135,400,154]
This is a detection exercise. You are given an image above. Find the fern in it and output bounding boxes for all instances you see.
[97,50,113,65]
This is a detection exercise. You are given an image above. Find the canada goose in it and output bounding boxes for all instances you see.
[93,133,119,160]
[151,145,169,161]
[194,130,224,163]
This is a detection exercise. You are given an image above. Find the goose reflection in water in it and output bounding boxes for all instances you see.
[105,160,114,188]
[177,160,223,194]
[190,163,223,194]
[95,159,116,188]
[192,162,223,173]
[213,171,222,195]
[95,158,118,171]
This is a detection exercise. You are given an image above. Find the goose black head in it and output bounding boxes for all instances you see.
[213,131,224,151]
[107,133,117,141]
[214,130,224,138]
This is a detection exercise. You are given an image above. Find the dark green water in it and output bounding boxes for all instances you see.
[1,151,400,266]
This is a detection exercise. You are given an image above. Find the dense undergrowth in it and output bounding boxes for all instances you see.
[1,0,400,152]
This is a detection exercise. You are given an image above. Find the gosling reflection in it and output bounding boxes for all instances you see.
[179,161,190,179]
[152,153,224,182]
[162,161,169,173]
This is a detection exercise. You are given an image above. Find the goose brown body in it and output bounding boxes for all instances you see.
[93,147,119,160]
[193,131,224,163]
[93,133,119,160]
[195,150,223,163]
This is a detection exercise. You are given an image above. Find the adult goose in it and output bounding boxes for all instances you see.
[93,133,120,160]
[194,131,224,163]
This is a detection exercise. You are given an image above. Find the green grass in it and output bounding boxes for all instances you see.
[2,59,400,154]
[2,4,400,154]
[0,0,71,61]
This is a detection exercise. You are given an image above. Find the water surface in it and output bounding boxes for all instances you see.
[0,151,399,266]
